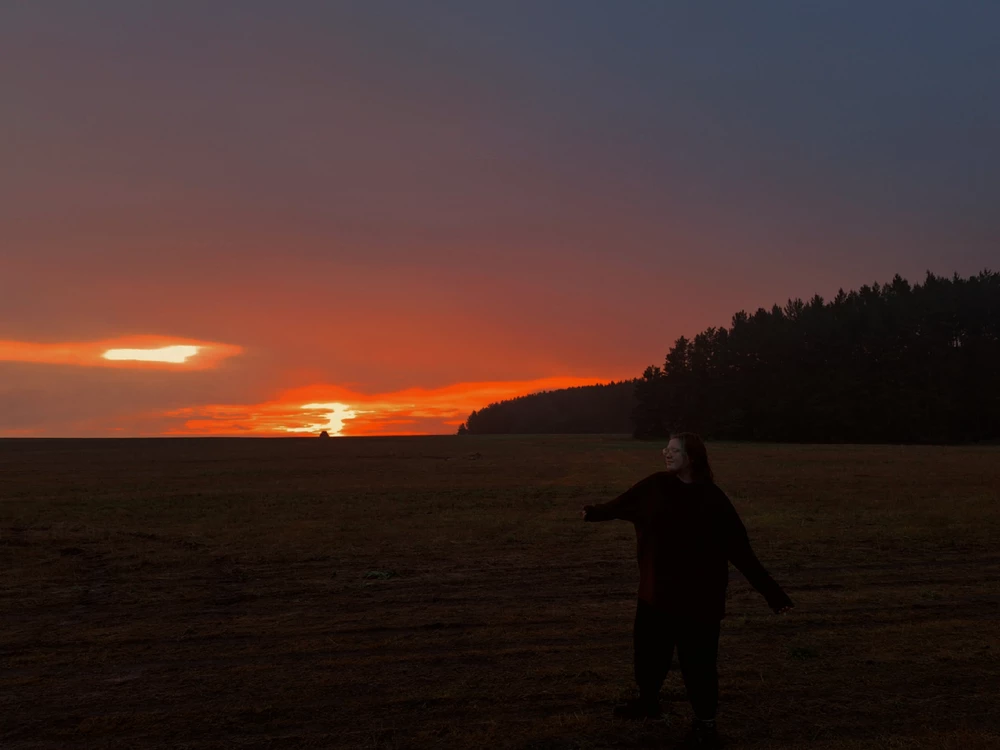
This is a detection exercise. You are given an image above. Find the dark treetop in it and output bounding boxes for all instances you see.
[460,272,999,443]
[633,271,1000,443]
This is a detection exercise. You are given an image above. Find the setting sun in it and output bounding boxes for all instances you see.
[283,402,361,436]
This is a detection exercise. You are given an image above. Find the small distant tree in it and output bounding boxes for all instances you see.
[456,423,468,435]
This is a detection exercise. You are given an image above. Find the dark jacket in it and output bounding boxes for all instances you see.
[584,472,792,621]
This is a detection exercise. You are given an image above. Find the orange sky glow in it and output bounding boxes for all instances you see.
[0,335,624,437]
[0,333,626,436]
[159,376,613,436]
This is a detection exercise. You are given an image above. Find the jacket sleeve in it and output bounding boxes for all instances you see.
[583,474,655,523]
[717,490,794,612]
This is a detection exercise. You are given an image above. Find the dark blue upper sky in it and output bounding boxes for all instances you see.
[2,1,998,433]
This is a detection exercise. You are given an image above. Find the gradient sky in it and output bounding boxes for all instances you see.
[3,1,998,436]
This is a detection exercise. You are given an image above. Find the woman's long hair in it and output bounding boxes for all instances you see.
[671,432,714,484]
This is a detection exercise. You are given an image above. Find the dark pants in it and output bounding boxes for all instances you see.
[634,599,720,720]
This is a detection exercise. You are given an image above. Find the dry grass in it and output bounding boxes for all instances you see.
[1,436,998,749]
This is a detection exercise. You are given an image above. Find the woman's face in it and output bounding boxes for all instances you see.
[662,438,688,473]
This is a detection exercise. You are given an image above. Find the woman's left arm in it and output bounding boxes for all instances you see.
[716,489,794,613]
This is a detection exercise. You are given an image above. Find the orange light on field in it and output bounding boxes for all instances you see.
[102,345,201,363]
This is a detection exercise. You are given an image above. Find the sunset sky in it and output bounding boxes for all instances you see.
[3,2,998,436]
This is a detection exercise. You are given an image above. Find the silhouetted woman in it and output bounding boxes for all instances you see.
[581,433,793,749]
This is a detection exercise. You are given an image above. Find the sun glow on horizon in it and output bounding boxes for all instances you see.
[154,375,614,437]
[102,345,201,364]
[282,402,362,436]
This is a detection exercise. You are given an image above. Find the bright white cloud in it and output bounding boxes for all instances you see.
[102,345,201,363]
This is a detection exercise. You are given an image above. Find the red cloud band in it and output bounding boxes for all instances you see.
[161,376,608,436]
[0,336,242,370]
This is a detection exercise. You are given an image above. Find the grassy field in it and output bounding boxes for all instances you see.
[1,436,998,749]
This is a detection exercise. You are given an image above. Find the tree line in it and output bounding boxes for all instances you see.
[458,381,637,435]
[459,271,999,443]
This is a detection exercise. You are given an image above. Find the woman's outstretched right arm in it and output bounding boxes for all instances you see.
[581,474,655,523]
